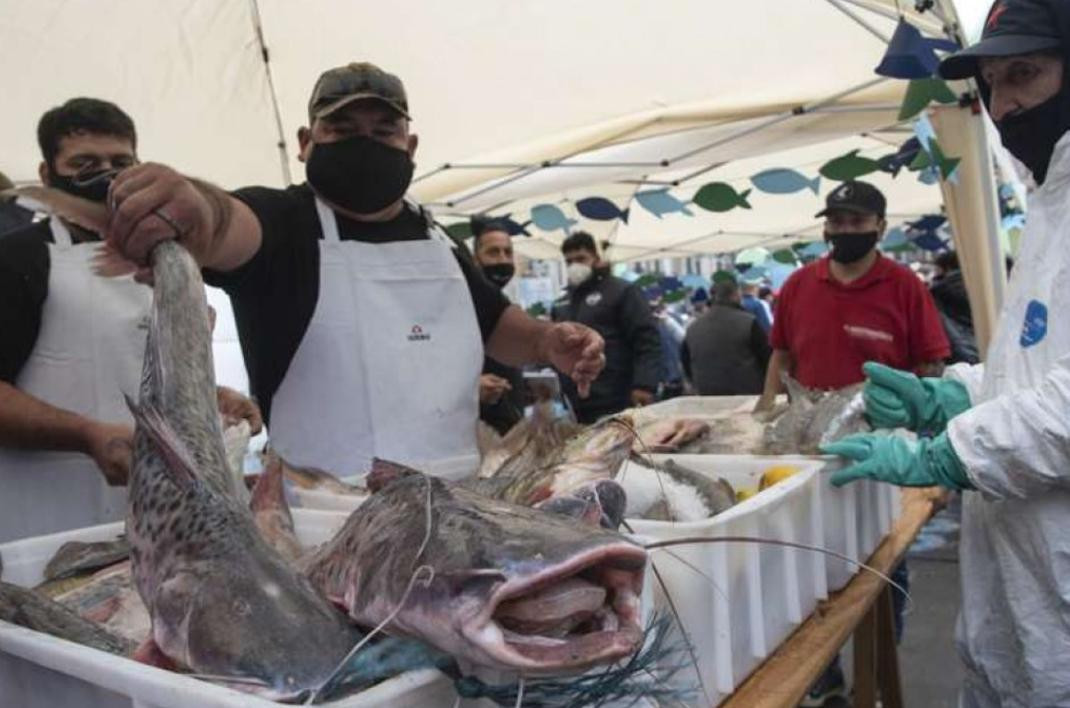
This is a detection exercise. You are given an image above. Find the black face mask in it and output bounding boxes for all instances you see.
[306,135,414,214]
[48,168,114,203]
[481,263,515,289]
[825,231,879,264]
[996,91,1070,185]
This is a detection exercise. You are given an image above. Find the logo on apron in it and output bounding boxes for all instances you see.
[585,292,603,306]
[408,324,431,342]
[1019,300,1048,348]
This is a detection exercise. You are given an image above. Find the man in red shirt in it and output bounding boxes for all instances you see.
[757,179,949,705]
[757,180,950,410]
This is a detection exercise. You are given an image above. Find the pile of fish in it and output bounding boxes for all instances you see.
[0,225,689,705]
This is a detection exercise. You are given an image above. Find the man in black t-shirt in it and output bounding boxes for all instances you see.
[0,98,259,542]
[106,63,606,476]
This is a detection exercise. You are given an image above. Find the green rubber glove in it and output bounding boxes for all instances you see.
[821,432,972,490]
[862,362,972,434]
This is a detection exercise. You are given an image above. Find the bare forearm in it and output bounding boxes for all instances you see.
[761,349,794,400]
[486,306,553,367]
[0,381,91,453]
[187,180,261,272]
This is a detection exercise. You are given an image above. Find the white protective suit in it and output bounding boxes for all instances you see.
[945,133,1070,707]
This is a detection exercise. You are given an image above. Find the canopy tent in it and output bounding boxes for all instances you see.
[1,0,1002,354]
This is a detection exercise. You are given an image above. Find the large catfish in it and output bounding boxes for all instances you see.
[304,460,647,675]
[124,240,362,700]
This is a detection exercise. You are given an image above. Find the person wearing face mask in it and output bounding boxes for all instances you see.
[552,232,661,423]
[471,217,526,434]
[104,63,605,477]
[755,180,950,412]
[0,99,259,542]
[821,1,1070,704]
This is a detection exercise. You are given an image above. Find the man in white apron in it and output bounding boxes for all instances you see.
[105,63,606,479]
[823,1,1070,704]
[0,98,260,543]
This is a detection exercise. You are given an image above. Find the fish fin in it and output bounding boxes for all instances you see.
[250,452,287,513]
[124,395,199,488]
[132,636,179,669]
[620,208,629,224]
[2,186,109,233]
[808,176,822,194]
[738,189,752,209]
[680,205,694,216]
[367,458,422,492]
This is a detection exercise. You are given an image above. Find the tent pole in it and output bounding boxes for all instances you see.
[248,0,292,186]
[823,0,892,43]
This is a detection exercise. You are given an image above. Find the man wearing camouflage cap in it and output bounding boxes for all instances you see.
[104,63,606,477]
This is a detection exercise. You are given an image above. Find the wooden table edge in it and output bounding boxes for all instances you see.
[718,486,945,708]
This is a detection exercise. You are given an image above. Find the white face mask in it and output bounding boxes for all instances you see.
[566,262,593,287]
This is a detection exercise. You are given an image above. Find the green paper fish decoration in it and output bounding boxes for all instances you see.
[898,78,958,121]
[692,182,752,212]
[819,150,881,182]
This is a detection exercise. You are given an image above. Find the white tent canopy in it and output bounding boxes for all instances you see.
[1,0,1000,365]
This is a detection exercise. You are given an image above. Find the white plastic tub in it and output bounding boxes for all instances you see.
[291,453,479,513]
[818,456,902,591]
[623,454,826,707]
[0,510,457,708]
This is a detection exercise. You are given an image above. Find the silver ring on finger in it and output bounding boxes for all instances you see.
[153,208,184,238]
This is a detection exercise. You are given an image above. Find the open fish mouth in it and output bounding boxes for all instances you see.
[468,542,646,673]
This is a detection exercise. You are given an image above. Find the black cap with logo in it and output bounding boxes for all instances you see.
[815,180,887,219]
[307,62,411,121]
[939,0,1062,80]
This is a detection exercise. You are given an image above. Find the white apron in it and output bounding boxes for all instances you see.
[268,199,483,477]
[0,218,150,543]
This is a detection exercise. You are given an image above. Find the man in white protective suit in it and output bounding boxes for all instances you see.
[822,0,1070,705]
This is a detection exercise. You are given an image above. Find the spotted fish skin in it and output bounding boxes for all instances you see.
[126,241,360,701]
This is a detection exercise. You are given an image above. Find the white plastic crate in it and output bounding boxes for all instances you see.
[818,456,903,591]
[291,453,479,513]
[623,454,826,707]
[0,510,457,708]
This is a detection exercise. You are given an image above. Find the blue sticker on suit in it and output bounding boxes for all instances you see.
[1019,300,1048,348]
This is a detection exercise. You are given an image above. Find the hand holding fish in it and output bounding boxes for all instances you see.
[82,421,133,486]
[105,163,214,272]
[540,322,605,397]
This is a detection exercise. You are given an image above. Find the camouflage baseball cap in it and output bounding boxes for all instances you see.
[307,62,410,121]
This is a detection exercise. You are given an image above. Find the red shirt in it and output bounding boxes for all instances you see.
[770,255,950,389]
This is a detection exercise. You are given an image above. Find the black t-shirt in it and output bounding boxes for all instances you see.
[204,183,509,426]
[0,219,100,383]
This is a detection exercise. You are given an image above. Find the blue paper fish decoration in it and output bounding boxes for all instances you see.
[635,189,693,218]
[576,197,630,223]
[910,214,947,232]
[875,20,960,80]
[530,204,577,234]
[498,214,532,236]
[750,168,821,195]
[878,137,923,177]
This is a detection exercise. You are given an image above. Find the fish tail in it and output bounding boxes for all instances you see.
[738,189,752,209]
[620,207,629,224]
[808,175,822,194]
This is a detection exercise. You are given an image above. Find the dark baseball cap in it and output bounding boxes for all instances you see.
[939,0,1062,80]
[815,180,887,218]
[307,62,410,121]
